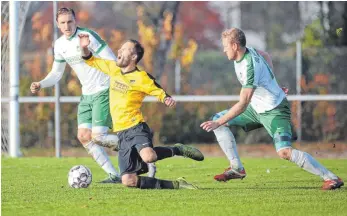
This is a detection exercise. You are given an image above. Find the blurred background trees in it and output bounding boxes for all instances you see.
[9,1,347,148]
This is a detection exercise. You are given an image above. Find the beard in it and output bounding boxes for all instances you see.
[116,58,130,67]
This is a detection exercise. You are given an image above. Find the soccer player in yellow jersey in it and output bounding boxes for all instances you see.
[79,33,204,189]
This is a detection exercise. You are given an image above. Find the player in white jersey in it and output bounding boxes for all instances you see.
[200,28,343,190]
[30,7,156,183]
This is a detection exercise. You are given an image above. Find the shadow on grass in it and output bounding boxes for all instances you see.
[199,186,327,190]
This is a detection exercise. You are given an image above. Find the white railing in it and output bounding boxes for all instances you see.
[2,95,347,103]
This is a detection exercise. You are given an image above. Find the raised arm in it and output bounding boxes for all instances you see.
[86,29,117,61]
[79,33,117,75]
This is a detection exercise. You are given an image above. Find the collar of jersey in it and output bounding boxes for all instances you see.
[121,67,140,75]
[235,48,249,63]
[67,26,79,41]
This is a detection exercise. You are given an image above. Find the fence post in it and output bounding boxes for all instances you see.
[53,1,61,158]
[9,1,20,157]
[296,40,302,143]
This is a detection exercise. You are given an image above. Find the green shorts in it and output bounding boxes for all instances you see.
[77,88,112,128]
[212,98,292,151]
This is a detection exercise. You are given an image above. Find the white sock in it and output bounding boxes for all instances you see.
[84,141,120,177]
[147,163,156,178]
[290,149,338,181]
[213,126,243,170]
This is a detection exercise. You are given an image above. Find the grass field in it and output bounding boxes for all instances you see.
[2,157,347,216]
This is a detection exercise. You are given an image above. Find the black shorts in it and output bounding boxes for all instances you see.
[117,122,153,176]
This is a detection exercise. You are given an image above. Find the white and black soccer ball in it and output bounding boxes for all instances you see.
[68,165,92,188]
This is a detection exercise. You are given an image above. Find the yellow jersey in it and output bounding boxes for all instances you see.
[84,55,169,132]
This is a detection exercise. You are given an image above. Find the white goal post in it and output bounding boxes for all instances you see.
[1,1,31,157]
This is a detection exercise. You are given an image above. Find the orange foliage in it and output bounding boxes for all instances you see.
[137,18,158,72]
[162,11,173,40]
[181,39,198,69]
[77,10,90,23]
[299,72,337,135]
[1,23,9,37]
[314,74,329,85]
[109,30,125,51]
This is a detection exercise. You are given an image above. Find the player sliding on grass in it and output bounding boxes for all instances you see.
[79,33,204,189]
[29,7,157,183]
[200,28,344,190]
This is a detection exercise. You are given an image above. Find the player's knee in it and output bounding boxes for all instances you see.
[77,129,92,144]
[274,132,292,160]
[142,152,157,163]
[121,174,137,187]
[140,148,157,163]
[277,148,292,160]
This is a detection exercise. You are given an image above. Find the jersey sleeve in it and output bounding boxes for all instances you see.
[39,61,66,88]
[86,30,107,55]
[139,72,170,102]
[95,45,117,61]
[83,54,118,75]
[53,41,66,63]
[242,54,258,89]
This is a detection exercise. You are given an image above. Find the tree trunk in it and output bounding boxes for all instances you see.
[154,2,181,80]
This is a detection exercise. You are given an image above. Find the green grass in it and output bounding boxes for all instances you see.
[2,157,347,216]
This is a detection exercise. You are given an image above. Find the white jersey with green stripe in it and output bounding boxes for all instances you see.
[39,26,116,95]
[234,47,286,113]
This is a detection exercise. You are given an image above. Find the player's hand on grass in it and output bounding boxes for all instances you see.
[281,87,289,95]
[30,82,41,93]
[78,33,90,48]
[200,121,221,132]
[164,97,176,107]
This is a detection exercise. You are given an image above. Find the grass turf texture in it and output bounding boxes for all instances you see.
[2,157,347,216]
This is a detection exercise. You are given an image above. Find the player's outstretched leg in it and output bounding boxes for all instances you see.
[153,144,204,161]
[122,174,198,190]
[84,140,121,183]
[212,126,246,181]
[93,134,157,178]
[278,147,344,190]
[78,128,121,184]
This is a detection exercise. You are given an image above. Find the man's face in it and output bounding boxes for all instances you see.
[57,13,76,37]
[222,38,238,60]
[116,42,137,67]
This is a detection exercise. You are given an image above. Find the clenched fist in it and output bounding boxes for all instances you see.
[30,82,41,93]
[164,97,176,108]
[78,33,90,48]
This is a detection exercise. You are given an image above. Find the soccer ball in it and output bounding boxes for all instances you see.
[68,165,92,188]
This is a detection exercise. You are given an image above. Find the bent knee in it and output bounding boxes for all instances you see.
[142,153,157,163]
[277,148,292,160]
[121,174,137,187]
[139,148,157,163]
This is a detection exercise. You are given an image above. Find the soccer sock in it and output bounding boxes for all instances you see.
[84,141,120,177]
[153,146,178,160]
[290,149,338,181]
[147,163,157,178]
[213,126,243,170]
[136,176,177,189]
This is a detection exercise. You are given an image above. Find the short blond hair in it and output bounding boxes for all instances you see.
[56,7,75,21]
[221,28,246,47]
